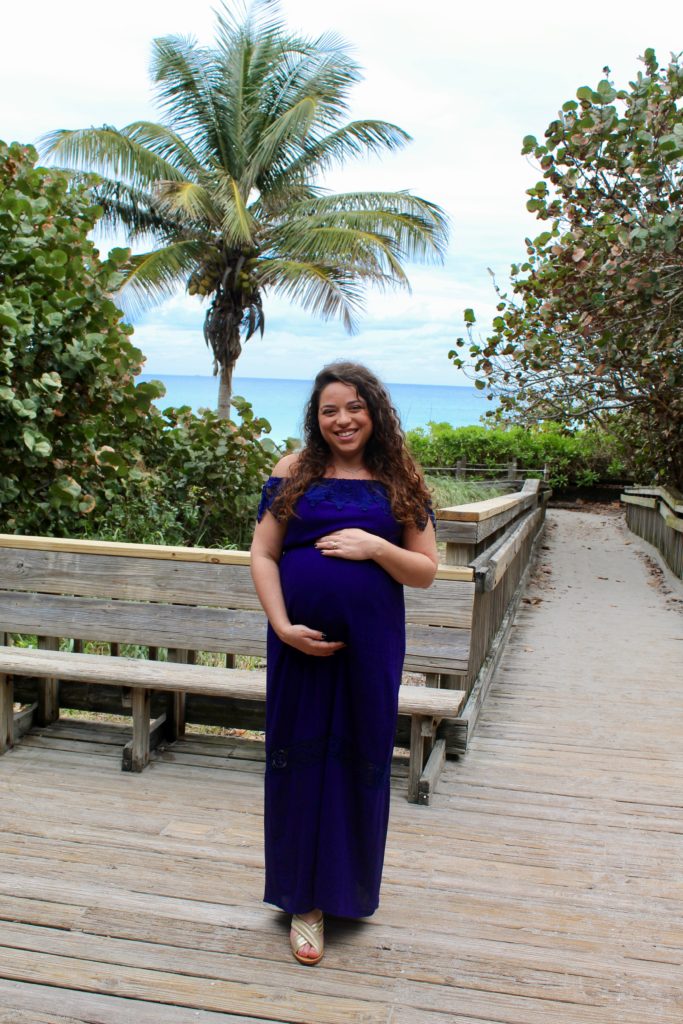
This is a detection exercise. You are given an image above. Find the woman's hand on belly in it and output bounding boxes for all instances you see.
[315,528,383,561]
[278,623,346,657]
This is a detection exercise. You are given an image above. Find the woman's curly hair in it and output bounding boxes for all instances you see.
[272,361,433,528]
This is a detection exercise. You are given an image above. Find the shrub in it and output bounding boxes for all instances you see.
[408,422,627,490]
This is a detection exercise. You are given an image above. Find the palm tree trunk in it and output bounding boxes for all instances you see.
[217,363,233,419]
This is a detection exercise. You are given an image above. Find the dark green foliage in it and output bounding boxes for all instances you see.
[0,141,277,546]
[452,51,683,487]
[0,140,165,534]
[407,422,627,490]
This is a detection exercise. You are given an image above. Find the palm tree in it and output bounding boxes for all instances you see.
[42,1,448,416]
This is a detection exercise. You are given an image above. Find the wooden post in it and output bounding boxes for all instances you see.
[408,716,437,803]
[417,739,447,805]
[507,458,518,480]
[0,630,12,753]
[407,717,425,803]
[455,458,466,480]
[128,688,151,772]
[166,648,189,741]
[36,636,59,726]
[445,542,474,565]
[0,660,13,754]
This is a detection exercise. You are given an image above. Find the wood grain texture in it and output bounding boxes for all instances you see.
[0,647,464,720]
[436,492,524,522]
[0,533,253,565]
[0,539,472,585]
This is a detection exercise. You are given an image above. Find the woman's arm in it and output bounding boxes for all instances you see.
[250,458,346,656]
[315,519,438,589]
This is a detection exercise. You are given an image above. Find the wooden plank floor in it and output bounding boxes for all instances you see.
[0,508,682,1023]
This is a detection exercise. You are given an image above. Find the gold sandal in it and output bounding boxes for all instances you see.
[290,913,324,966]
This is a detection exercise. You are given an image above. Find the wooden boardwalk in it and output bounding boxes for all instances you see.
[0,508,682,1023]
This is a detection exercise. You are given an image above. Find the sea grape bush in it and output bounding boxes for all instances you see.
[452,51,683,487]
[0,140,166,534]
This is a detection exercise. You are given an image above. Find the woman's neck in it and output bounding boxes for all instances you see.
[324,458,373,480]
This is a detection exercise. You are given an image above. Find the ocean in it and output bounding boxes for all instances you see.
[138,374,493,444]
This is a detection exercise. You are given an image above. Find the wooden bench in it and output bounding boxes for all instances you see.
[0,535,474,804]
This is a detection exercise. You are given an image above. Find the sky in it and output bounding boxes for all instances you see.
[2,0,681,384]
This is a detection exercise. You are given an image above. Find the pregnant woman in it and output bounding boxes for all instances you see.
[250,361,438,965]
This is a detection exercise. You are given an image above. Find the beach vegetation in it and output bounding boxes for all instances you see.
[0,141,276,546]
[42,0,448,417]
[408,421,627,491]
[452,50,683,488]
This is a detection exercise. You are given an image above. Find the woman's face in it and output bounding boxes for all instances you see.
[317,381,373,460]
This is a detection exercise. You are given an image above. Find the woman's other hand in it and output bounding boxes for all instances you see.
[278,624,346,657]
[315,528,381,561]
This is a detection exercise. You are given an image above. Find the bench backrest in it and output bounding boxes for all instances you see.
[0,536,475,675]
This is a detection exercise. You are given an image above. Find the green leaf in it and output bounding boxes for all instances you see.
[464,308,476,324]
[0,303,20,330]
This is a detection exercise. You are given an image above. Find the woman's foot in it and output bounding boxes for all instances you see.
[290,909,324,965]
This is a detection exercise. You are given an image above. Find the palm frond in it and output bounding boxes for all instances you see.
[122,121,203,179]
[256,257,367,332]
[40,125,188,189]
[116,240,206,319]
[266,220,408,285]
[151,35,233,170]
[154,180,220,226]
[214,170,256,246]
[214,0,287,46]
[89,177,168,242]
[275,120,411,181]
[265,32,361,129]
[287,192,450,261]
[249,96,319,182]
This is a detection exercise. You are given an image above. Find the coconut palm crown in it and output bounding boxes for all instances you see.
[41,1,449,416]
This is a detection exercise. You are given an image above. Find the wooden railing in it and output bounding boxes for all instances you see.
[621,485,683,579]
[1,480,548,761]
[428,459,549,481]
[434,479,549,750]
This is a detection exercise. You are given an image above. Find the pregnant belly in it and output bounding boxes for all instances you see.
[279,546,403,642]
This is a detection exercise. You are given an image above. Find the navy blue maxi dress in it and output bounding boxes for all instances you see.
[257,476,410,919]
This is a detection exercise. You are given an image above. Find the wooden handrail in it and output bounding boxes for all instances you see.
[436,479,540,523]
[0,533,473,581]
[622,485,683,516]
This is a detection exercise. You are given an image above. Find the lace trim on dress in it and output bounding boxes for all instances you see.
[257,476,284,522]
[256,475,435,529]
[266,734,390,789]
[305,479,392,515]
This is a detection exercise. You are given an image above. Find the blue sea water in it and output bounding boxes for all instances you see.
[138,374,494,444]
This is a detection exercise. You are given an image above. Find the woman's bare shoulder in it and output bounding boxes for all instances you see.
[271,452,301,478]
